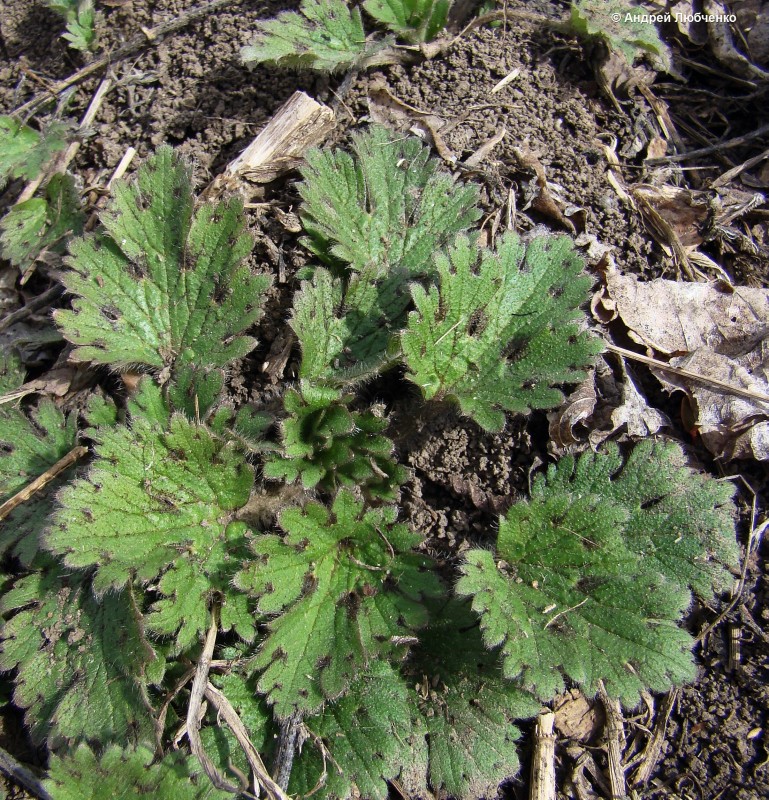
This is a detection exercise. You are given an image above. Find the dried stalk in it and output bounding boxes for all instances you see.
[204,681,292,800]
[530,710,556,800]
[187,607,239,793]
[0,446,88,522]
[598,683,627,799]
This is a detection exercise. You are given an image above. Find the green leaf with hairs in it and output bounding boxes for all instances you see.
[235,490,439,717]
[0,563,154,744]
[264,381,406,500]
[55,146,270,376]
[0,392,78,565]
[0,172,85,272]
[291,661,413,800]
[46,394,255,648]
[456,441,738,704]
[0,116,70,185]
[363,0,451,43]
[44,743,230,800]
[402,598,539,799]
[294,127,480,380]
[570,0,672,72]
[401,232,602,431]
[241,0,368,72]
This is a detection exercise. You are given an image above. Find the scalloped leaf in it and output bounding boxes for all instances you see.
[241,0,368,72]
[46,393,255,648]
[294,128,480,380]
[55,146,270,375]
[401,232,602,431]
[456,441,738,704]
[291,661,413,800]
[0,393,78,565]
[403,599,540,799]
[0,563,154,744]
[0,116,70,185]
[235,490,440,717]
[44,743,230,800]
[570,0,672,72]
[0,172,85,272]
[363,0,451,43]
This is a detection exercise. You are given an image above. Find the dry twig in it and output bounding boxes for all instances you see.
[0,445,88,522]
[530,710,556,800]
[0,745,52,800]
[14,0,245,117]
[187,607,239,793]
[598,682,627,799]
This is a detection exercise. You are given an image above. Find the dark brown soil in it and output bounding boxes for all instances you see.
[1,0,768,798]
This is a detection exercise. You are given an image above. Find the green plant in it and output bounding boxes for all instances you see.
[45,0,98,52]
[241,0,453,72]
[0,115,83,273]
[569,0,672,71]
[0,131,739,799]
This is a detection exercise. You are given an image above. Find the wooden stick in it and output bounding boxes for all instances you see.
[16,77,113,205]
[645,122,769,165]
[203,91,334,203]
[530,711,556,800]
[0,745,52,800]
[14,0,246,118]
[0,285,63,333]
[187,608,239,793]
[631,689,678,788]
[598,683,627,799]
[0,445,87,522]
[605,343,769,406]
[204,681,292,800]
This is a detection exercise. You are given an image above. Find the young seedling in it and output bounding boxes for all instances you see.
[0,131,739,800]
[241,0,454,72]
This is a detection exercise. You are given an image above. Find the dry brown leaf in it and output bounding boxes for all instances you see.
[596,268,769,460]
[549,357,669,454]
[553,690,603,743]
[511,146,580,234]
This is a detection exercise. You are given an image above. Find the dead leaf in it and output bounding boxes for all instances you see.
[595,270,769,355]
[549,357,669,454]
[596,268,769,460]
[511,146,580,234]
[554,690,603,743]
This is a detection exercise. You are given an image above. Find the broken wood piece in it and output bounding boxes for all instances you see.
[530,710,556,800]
[0,445,88,523]
[631,688,678,788]
[598,683,627,799]
[226,91,334,183]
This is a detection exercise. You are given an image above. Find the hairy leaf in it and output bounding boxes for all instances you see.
[0,564,154,744]
[46,397,255,648]
[44,743,229,799]
[456,441,738,704]
[403,599,539,799]
[0,394,78,565]
[364,0,451,43]
[401,232,601,431]
[0,116,70,185]
[0,172,85,272]
[61,0,96,51]
[264,381,406,500]
[55,146,270,374]
[291,661,413,800]
[570,0,672,72]
[235,490,439,717]
[295,128,480,378]
[241,0,368,72]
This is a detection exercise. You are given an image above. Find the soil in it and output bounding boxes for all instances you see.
[1,1,769,799]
